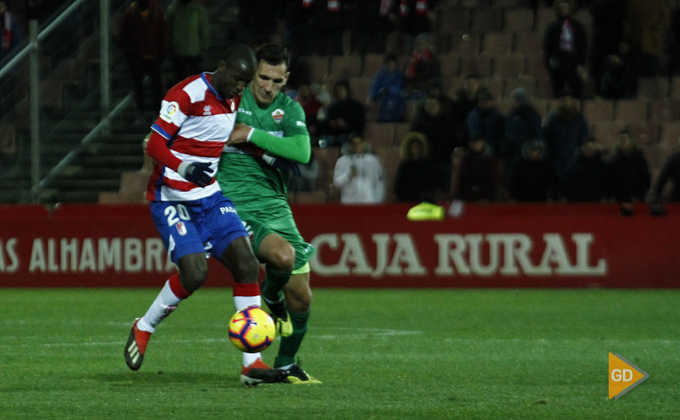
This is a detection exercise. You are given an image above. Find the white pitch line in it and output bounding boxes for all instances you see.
[0,328,423,349]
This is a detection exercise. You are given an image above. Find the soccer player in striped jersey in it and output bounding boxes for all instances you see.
[216,44,320,384]
[124,44,289,384]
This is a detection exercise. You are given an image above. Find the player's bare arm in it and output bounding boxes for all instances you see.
[226,123,253,145]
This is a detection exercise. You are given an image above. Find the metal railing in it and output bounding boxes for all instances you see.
[0,0,132,203]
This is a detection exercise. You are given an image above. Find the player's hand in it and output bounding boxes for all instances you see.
[262,154,301,176]
[177,161,212,187]
[227,123,254,145]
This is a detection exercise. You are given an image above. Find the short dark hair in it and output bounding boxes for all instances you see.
[256,44,290,69]
[384,53,397,64]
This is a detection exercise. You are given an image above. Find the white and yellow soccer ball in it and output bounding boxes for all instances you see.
[228,306,276,353]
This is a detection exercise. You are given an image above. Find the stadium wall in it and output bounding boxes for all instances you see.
[0,203,678,288]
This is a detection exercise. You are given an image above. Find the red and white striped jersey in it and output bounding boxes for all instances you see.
[147,72,241,202]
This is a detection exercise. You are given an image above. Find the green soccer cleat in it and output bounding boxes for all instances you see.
[264,299,293,337]
[284,360,321,385]
[273,314,293,337]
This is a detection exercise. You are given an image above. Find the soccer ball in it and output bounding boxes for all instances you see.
[228,306,276,353]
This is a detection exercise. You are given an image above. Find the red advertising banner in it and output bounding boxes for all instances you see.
[0,203,678,288]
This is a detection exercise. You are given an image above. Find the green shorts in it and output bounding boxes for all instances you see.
[240,213,316,272]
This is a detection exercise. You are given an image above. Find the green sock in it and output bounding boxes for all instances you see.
[261,267,290,304]
[274,310,309,368]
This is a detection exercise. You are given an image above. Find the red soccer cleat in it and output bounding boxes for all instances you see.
[124,318,152,371]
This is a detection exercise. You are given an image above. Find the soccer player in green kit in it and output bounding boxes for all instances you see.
[216,44,320,385]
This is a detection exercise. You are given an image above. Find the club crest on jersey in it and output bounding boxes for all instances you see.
[203,105,212,116]
[176,222,187,236]
[160,101,179,122]
[231,101,236,112]
[272,108,284,124]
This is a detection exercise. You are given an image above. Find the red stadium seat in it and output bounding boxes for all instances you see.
[349,77,372,103]
[504,8,535,32]
[534,7,554,35]
[460,55,493,77]
[440,54,461,77]
[375,146,402,173]
[482,33,514,55]
[582,100,615,123]
[525,55,550,78]
[365,122,396,148]
[469,8,504,33]
[304,56,330,83]
[660,121,680,145]
[628,122,660,145]
[436,7,470,34]
[637,77,669,100]
[649,100,680,122]
[614,100,648,122]
[330,55,362,79]
[514,32,542,56]
[449,32,481,56]
[494,55,525,78]
[591,121,626,150]
[394,123,412,146]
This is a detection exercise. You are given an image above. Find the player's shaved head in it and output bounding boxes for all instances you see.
[213,44,256,99]
[222,44,257,73]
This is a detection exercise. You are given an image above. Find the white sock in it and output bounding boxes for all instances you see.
[138,280,181,333]
[234,294,262,367]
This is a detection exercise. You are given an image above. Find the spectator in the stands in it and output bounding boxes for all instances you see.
[624,0,669,77]
[650,149,680,202]
[368,53,406,123]
[452,135,501,202]
[509,140,561,202]
[0,0,22,122]
[465,89,504,156]
[403,33,440,100]
[563,136,608,202]
[452,74,481,129]
[606,130,651,212]
[543,90,589,180]
[283,55,311,99]
[310,0,347,56]
[394,132,439,203]
[333,133,385,204]
[320,78,366,147]
[295,80,324,146]
[166,0,210,84]
[119,0,168,125]
[424,78,455,117]
[500,87,543,169]
[598,38,638,99]
[411,93,463,192]
[588,0,627,94]
[389,0,439,54]
[543,0,588,98]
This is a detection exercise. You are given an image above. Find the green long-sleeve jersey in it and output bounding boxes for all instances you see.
[216,85,311,218]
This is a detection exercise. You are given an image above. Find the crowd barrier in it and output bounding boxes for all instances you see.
[0,202,678,288]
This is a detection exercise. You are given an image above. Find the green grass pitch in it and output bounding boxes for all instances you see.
[1,288,679,419]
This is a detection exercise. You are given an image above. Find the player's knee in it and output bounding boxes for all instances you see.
[272,246,295,273]
[179,265,208,292]
[234,252,260,284]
